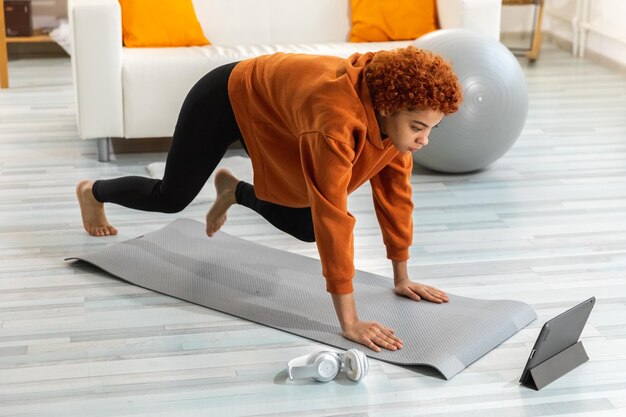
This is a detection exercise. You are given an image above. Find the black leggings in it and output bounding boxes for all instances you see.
[92,62,315,242]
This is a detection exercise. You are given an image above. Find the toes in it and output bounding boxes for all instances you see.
[88,225,117,237]
[206,213,227,238]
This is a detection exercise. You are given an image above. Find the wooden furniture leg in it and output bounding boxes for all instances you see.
[1,0,9,88]
[527,0,545,61]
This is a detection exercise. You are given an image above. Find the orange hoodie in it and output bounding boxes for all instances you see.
[228,52,413,294]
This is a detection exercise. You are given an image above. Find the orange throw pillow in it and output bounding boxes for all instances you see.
[119,0,210,47]
[349,0,438,42]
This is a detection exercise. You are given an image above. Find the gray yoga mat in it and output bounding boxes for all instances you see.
[67,218,536,379]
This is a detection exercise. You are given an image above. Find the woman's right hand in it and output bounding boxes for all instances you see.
[331,292,404,352]
[341,320,404,352]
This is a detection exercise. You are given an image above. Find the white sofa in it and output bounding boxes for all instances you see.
[68,0,502,162]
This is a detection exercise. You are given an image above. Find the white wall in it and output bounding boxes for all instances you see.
[31,0,67,30]
[543,0,577,47]
[501,2,536,33]
[501,0,626,67]
[578,0,626,66]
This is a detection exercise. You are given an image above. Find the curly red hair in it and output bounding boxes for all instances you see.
[364,46,462,115]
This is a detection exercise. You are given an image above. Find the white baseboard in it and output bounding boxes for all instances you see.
[546,32,626,74]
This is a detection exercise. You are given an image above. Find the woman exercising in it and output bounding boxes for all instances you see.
[77,46,462,352]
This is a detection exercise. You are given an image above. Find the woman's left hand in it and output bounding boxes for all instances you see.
[394,280,449,303]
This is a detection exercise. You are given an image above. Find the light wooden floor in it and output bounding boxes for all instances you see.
[1,43,626,416]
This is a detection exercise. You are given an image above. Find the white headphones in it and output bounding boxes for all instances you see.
[287,348,369,382]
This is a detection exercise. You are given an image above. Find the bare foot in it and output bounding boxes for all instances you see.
[76,180,118,237]
[205,169,239,237]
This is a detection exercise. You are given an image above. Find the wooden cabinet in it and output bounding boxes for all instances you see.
[1,0,53,88]
[502,0,545,61]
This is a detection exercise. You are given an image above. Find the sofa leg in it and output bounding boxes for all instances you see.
[97,137,111,162]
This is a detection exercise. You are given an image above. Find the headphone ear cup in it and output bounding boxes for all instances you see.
[341,349,369,382]
[306,351,341,382]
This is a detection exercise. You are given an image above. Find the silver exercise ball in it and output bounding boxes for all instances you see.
[412,29,528,173]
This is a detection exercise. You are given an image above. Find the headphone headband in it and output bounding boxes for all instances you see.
[287,349,368,383]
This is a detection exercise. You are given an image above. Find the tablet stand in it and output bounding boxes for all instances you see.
[521,341,589,390]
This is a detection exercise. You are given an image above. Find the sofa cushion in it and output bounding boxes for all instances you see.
[121,41,411,138]
[120,0,210,47]
[349,0,438,42]
[191,0,352,44]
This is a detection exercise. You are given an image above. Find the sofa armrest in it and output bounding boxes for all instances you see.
[437,0,502,41]
[69,0,124,140]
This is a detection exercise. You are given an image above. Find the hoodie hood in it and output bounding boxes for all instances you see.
[340,52,385,149]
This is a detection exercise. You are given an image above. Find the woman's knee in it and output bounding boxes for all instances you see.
[295,223,315,243]
[298,231,316,243]
[157,196,192,214]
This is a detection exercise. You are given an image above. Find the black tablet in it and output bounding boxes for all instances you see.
[519,297,595,385]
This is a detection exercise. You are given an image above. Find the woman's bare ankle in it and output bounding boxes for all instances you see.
[214,169,239,204]
[76,180,118,237]
[205,169,240,237]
